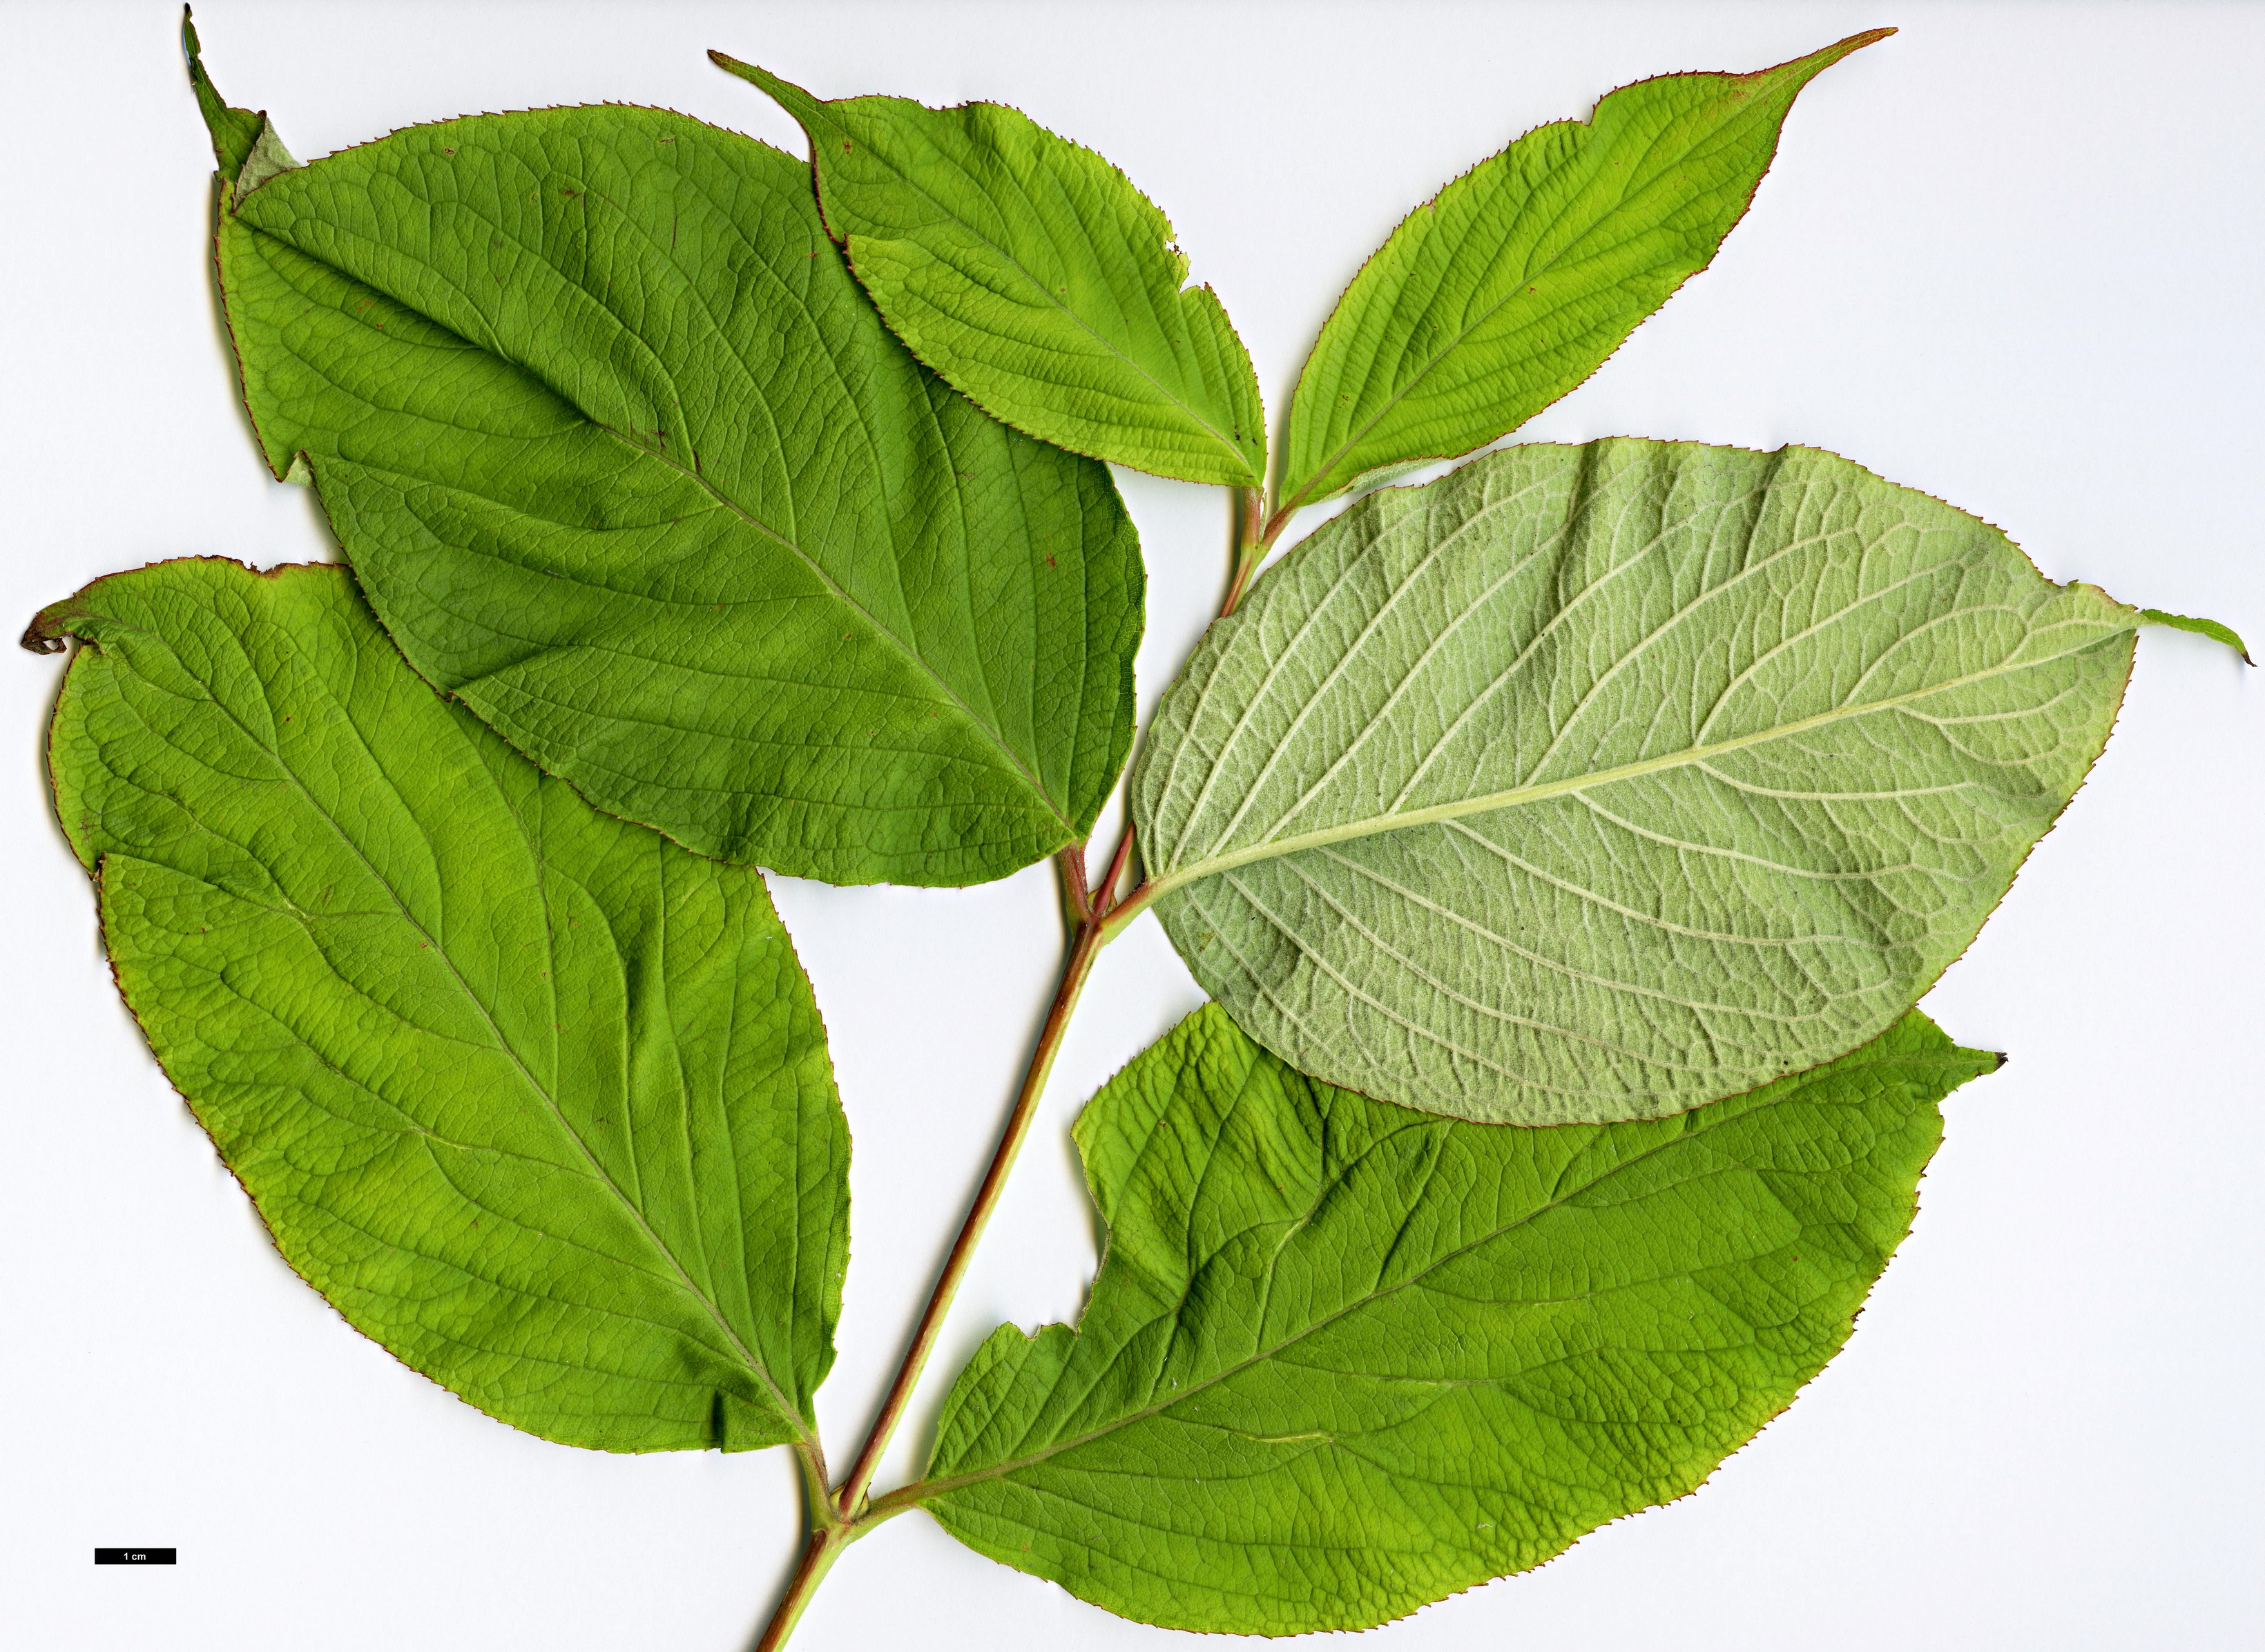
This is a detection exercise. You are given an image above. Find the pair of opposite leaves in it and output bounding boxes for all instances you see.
[31,20,2208,1636]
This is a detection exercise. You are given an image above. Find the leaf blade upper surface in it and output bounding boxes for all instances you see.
[35,559,849,1452]
[1133,439,2138,1124]
[215,103,1142,886]
[723,59,1266,489]
[920,1005,1989,1634]
[2139,606,2253,664]
[1277,31,1886,512]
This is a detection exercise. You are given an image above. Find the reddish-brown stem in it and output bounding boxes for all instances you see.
[1055,841,1093,928]
[754,1521,851,1652]
[829,906,1108,1523]
[1093,823,1137,916]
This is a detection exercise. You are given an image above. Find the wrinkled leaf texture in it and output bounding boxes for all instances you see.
[721,57,1267,490]
[1135,440,2139,1124]
[1278,30,1887,511]
[32,559,848,1452]
[204,68,1142,887]
[921,1005,1992,1634]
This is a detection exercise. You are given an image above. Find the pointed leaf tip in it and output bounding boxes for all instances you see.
[722,62,1268,486]
[1835,25,1896,55]
[1276,32,1898,511]
[1774,26,1894,77]
[1760,28,1892,93]
[708,52,795,99]
[2139,608,2253,665]
[1787,27,1895,82]
[21,606,69,655]
[182,6,261,182]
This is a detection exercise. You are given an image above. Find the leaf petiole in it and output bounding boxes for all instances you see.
[1091,822,1138,919]
[1221,490,1300,616]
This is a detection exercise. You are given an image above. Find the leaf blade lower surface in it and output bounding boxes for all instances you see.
[1133,439,2138,1123]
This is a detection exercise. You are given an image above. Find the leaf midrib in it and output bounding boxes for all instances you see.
[908,1046,1952,1504]
[95,603,810,1441]
[1148,640,2126,903]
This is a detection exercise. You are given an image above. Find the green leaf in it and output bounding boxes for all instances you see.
[213,100,1142,886]
[182,6,261,180]
[918,1004,1992,1635]
[1276,30,1888,512]
[1132,439,2139,1124]
[718,56,1266,490]
[181,8,296,196]
[30,559,849,1454]
[2140,606,2252,664]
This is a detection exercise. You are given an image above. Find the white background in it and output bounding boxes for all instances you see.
[4,3,2259,1648]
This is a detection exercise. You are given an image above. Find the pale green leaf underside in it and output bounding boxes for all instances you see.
[722,58,1266,490]
[216,102,1142,887]
[1278,30,1886,512]
[34,560,849,1453]
[1135,440,2137,1124]
[923,1005,1989,1635]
